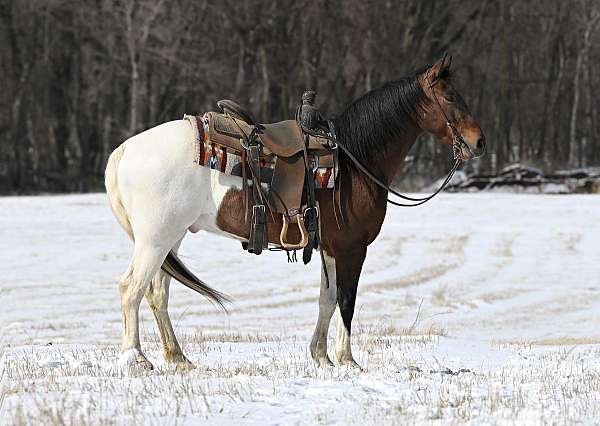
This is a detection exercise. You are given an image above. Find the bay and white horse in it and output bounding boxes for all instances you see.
[105,56,485,370]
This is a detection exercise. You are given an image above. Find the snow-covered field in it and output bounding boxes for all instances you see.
[2,193,600,425]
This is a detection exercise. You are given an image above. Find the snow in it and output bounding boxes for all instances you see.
[2,193,600,424]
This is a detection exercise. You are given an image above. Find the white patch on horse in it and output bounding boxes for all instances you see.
[336,316,360,368]
[310,252,337,367]
[108,119,243,367]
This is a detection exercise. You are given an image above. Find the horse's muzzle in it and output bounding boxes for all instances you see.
[460,135,486,160]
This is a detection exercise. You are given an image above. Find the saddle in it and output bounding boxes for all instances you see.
[205,92,337,262]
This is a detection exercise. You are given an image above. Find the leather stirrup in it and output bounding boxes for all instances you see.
[280,213,309,250]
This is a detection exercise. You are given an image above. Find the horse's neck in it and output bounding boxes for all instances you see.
[340,125,421,212]
[373,126,421,185]
[334,95,423,186]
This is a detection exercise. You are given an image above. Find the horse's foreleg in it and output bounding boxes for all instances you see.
[335,247,366,368]
[118,242,170,370]
[145,240,195,371]
[309,252,337,367]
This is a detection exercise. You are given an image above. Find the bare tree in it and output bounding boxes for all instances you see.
[1,0,600,193]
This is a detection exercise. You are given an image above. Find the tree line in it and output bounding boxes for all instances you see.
[1,0,599,193]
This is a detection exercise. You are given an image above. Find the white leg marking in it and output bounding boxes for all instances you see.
[310,253,337,367]
[336,315,360,368]
[119,242,171,370]
[145,240,195,371]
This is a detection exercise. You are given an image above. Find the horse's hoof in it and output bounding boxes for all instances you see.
[119,348,154,371]
[137,358,154,370]
[338,357,362,370]
[167,351,196,372]
[314,356,334,368]
[175,360,196,372]
[309,340,333,368]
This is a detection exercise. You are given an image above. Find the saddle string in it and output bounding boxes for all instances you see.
[227,113,279,222]
[295,101,343,230]
[240,146,250,223]
[327,120,344,228]
[332,151,342,229]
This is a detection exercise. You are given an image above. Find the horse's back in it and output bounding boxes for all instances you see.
[118,119,196,179]
[123,119,195,160]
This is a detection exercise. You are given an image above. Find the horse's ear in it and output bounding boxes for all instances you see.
[445,54,452,69]
[427,54,452,83]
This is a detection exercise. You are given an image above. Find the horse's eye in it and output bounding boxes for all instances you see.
[444,94,456,103]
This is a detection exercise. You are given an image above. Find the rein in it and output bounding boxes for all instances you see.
[327,121,461,207]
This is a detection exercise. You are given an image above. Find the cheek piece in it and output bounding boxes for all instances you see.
[425,72,473,160]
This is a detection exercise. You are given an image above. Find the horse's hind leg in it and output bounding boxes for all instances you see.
[144,239,195,371]
[309,252,337,367]
[118,242,171,370]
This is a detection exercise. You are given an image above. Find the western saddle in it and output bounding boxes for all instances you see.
[205,91,337,263]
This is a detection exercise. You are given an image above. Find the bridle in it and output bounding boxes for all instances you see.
[424,70,473,162]
[302,70,470,208]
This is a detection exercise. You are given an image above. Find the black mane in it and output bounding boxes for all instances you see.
[332,68,433,165]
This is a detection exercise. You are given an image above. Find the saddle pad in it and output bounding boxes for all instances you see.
[184,114,335,189]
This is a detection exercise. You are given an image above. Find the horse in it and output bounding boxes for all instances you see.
[104,55,485,371]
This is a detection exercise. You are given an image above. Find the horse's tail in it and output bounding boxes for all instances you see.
[104,141,230,310]
[162,252,230,310]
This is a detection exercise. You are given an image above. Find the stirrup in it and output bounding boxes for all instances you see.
[280,213,309,250]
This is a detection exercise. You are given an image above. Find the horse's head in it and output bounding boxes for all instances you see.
[418,55,486,161]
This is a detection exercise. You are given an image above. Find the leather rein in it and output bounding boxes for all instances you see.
[301,72,469,208]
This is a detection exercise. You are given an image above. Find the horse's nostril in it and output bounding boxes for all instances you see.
[476,137,486,154]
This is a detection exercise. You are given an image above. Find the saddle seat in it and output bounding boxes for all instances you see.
[260,120,308,157]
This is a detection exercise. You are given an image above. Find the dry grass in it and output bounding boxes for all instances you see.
[356,320,447,339]
[493,336,600,348]
[3,328,600,425]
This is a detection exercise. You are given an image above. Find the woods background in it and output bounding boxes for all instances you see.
[1,0,599,193]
